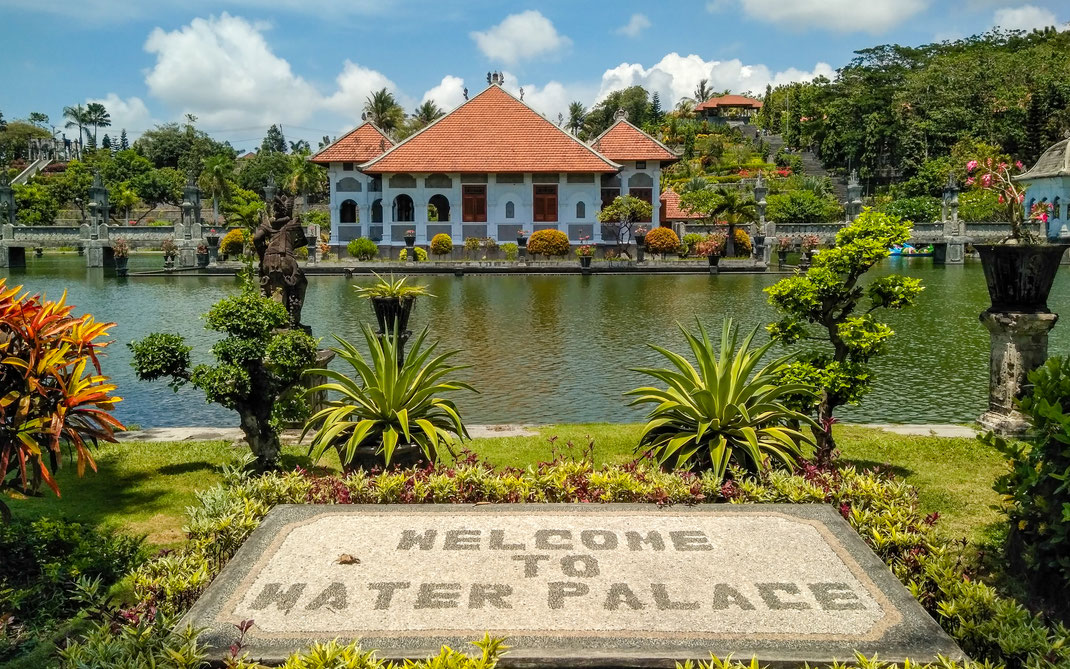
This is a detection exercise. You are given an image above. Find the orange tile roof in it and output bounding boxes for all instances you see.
[591,119,678,162]
[660,189,704,220]
[695,94,763,111]
[310,123,394,164]
[360,85,620,174]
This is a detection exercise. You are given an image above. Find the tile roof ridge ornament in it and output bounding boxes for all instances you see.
[614,108,627,121]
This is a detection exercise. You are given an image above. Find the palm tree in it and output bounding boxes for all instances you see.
[567,101,586,135]
[693,78,713,104]
[709,186,758,258]
[85,102,111,145]
[287,151,326,214]
[363,89,405,133]
[412,100,444,128]
[63,104,89,154]
[674,99,696,118]
[199,154,235,224]
[112,185,139,223]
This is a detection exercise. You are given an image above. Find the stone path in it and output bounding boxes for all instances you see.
[118,423,977,443]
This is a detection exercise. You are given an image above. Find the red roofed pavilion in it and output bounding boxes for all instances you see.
[317,77,676,251]
[695,94,763,121]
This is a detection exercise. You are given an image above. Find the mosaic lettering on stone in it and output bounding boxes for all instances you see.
[225,512,889,637]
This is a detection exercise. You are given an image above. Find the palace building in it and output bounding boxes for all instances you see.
[312,80,678,250]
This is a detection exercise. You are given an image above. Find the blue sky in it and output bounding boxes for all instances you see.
[1,0,1067,152]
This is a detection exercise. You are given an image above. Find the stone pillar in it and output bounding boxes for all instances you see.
[945,237,966,264]
[978,311,1058,435]
[85,242,104,267]
[0,243,9,268]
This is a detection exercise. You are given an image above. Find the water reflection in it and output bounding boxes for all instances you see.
[3,256,1068,427]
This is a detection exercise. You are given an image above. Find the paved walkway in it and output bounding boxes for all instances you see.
[117,423,978,443]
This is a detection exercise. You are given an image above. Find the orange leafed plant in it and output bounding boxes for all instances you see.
[0,278,124,521]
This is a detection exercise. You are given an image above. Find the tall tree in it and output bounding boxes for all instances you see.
[567,101,586,135]
[650,92,663,123]
[28,112,48,128]
[101,134,112,151]
[318,135,332,149]
[199,154,235,223]
[286,150,326,213]
[288,139,310,154]
[363,89,406,133]
[680,186,758,257]
[118,129,129,151]
[261,124,287,153]
[84,102,111,145]
[412,100,444,127]
[63,104,88,152]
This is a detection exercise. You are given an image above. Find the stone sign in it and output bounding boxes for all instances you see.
[182,504,964,666]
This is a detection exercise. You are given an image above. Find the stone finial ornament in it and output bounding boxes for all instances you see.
[614,108,628,121]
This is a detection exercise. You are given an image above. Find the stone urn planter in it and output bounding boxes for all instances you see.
[975,244,1068,313]
[974,243,1068,434]
[371,295,416,334]
[339,442,431,473]
[635,234,647,263]
[164,254,175,270]
[114,256,129,277]
[777,249,788,267]
[579,255,592,269]
[404,235,416,247]
[196,251,210,268]
[708,255,720,268]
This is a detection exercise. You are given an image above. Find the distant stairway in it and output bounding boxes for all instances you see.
[13,156,52,185]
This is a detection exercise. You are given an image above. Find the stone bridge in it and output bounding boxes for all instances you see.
[0,220,216,268]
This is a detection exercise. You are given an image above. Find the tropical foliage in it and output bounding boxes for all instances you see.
[352,272,432,300]
[680,186,758,256]
[765,210,923,460]
[129,280,318,472]
[626,319,815,476]
[303,324,474,469]
[596,195,653,254]
[0,280,125,521]
[346,237,378,261]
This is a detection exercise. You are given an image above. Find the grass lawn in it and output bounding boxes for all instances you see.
[6,424,1007,548]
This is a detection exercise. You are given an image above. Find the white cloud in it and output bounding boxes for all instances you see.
[322,59,407,123]
[144,13,321,128]
[470,10,571,65]
[86,93,153,137]
[615,13,651,38]
[597,53,834,107]
[422,75,467,112]
[993,5,1065,31]
[718,0,929,33]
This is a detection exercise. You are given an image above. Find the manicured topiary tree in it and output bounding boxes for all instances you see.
[644,227,680,257]
[526,229,570,258]
[597,195,652,258]
[129,277,318,472]
[765,209,922,460]
[430,233,453,258]
[0,279,125,521]
[347,237,378,261]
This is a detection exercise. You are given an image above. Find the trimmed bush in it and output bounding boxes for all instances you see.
[430,233,453,257]
[644,226,680,255]
[219,228,249,256]
[526,229,570,258]
[398,246,428,261]
[766,191,843,223]
[682,232,705,252]
[731,228,752,256]
[502,242,519,261]
[346,237,378,261]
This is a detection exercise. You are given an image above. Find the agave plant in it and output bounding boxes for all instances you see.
[352,272,433,300]
[302,324,475,469]
[625,318,816,477]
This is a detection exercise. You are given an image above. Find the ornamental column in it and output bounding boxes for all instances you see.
[978,311,1058,434]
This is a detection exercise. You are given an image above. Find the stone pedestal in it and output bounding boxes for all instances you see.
[978,311,1058,435]
[945,237,965,265]
[85,243,104,268]
[178,240,198,268]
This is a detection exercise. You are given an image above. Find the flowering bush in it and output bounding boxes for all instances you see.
[526,229,570,258]
[160,237,177,257]
[404,229,415,237]
[695,233,725,257]
[643,226,680,255]
[730,228,752,256]
[966,158,1031,240]
[777,236,793,251]
[111,238,130,258]
[800,233,820,251]
[220,228,249,256]
[1030,201,1053,224]
[463,236,481,257]
[575,235,594,257]
[430,233,453,257]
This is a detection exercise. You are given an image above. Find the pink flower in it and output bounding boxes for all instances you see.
[981,173,992,188]
[965,177,975,186]
[998,195,1004,204]
[966,160,978,172]
[986,157,993,166]
[999,162,1008,171]
[1015,160,1025,171]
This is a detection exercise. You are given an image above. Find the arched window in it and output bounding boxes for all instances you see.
[1053,196,1062,220]
[340,199,358,223]
[628,173,654,188]
[337,177,361,192]
[505,201,515,219]
[428,194,450,222]
[425,173,453,188]
[371,199,383,223]
[575,201,586,219]
[393,194,415,222]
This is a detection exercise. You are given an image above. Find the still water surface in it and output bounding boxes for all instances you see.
[3,255,1068,427]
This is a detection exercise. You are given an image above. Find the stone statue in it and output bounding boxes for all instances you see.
[253,192,308,330]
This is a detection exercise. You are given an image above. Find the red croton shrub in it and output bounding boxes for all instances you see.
[0,278,124,521]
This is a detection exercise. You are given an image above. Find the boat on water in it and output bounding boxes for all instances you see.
[890,243,934,257]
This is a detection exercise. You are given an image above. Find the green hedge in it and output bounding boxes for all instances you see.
[54,457,1070,668]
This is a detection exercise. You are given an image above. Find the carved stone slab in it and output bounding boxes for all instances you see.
[180,504,964,667]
